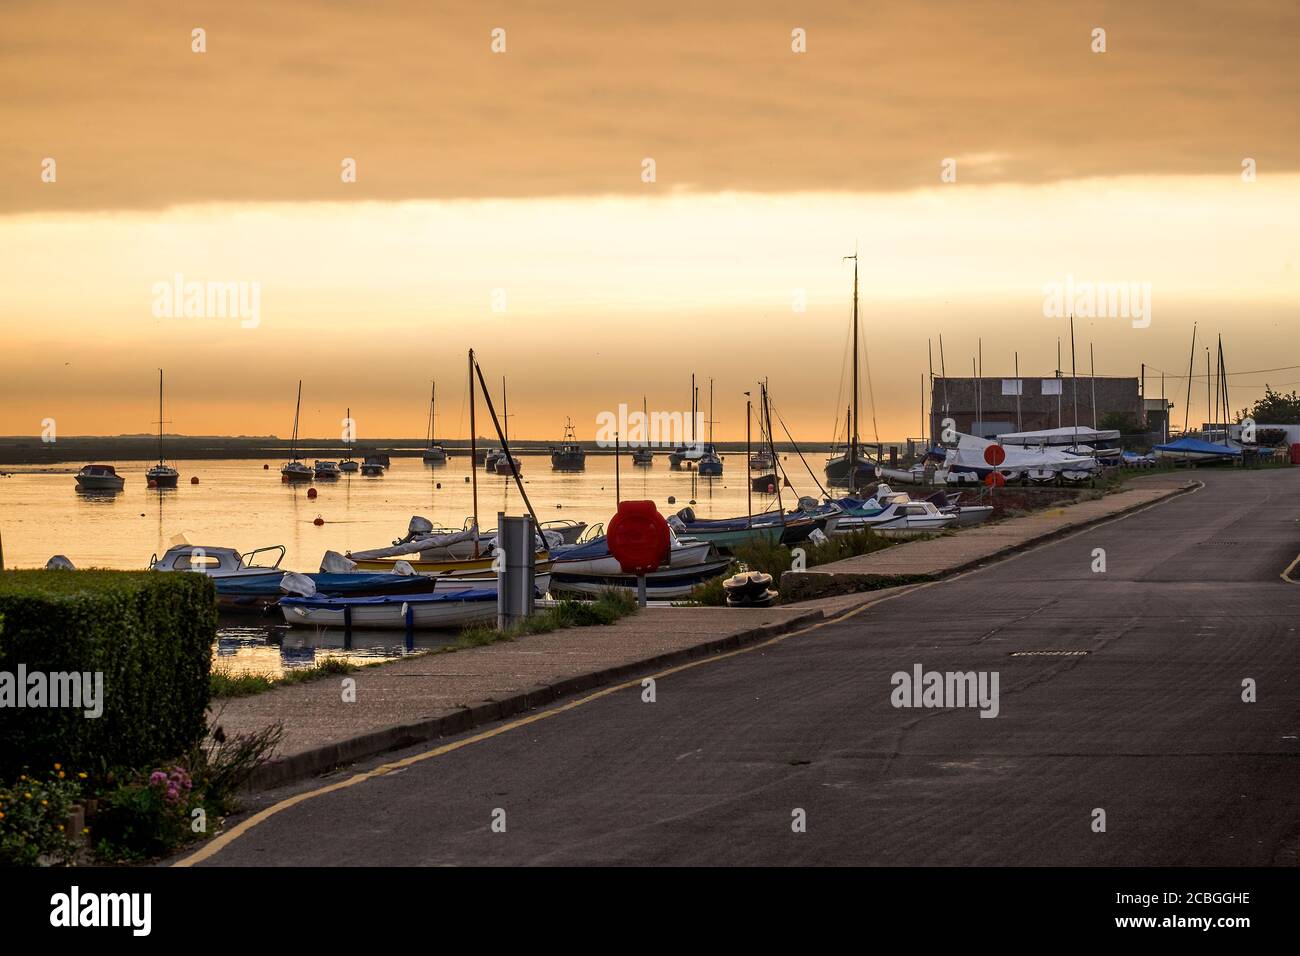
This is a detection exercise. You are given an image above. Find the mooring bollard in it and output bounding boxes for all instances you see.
[498,512,536,630]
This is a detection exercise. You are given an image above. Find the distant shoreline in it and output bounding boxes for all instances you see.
[0,435,907,466]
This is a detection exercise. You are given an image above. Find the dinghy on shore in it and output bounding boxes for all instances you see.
[280,588,499,630]
[550,559,732,600]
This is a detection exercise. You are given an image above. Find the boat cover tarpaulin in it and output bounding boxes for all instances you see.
[999,426,1120,446]
[1153,437,1241,457]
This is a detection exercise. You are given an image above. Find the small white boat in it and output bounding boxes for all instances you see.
[494,455,521,475]
[360,456,386,476]
[339,459,359,473]
[75,464,125,491]
[313,460,342,479]
[280,588,499,630]
[834,500,956,537]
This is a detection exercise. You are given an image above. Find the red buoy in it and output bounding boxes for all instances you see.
[313,515,324,526]
[307,487,318,499]
[190,476,199,484]
[607,500,670,574]
[147,479,158,489]
[263,463,270,470]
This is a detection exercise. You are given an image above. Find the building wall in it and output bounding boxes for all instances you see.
[930,376,1143,438]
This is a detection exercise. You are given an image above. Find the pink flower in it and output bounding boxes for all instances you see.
[149,771,167,786]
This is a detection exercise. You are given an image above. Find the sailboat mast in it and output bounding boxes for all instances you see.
[1183,322,1197,434]
[502,376,509,445]
[1070,315,1079,440]
[762,380,784,517]
[1090,343,1097,430]
[292,379,302,460]
[709,378,714,444]
[469,352,479,554]
[157,368,164,465]
[850,253,859,479]
[746,396,753,529]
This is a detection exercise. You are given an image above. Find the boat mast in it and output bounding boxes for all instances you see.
[501,377,509,447]
[1182,322,1197,434]
[426,382,435,449]
[291,379,302,462]
[1070,315,1079,442]
[847,250,859,486]
[746,394,753,529]
[762,379,784,518]
[469,352,479,555]
[1219,335,1230,446]
[157,368,164,466]
[708,377,714,445]
[1090,344,1097,431]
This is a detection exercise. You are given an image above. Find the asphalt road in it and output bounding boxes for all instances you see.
[192,468,1300,866]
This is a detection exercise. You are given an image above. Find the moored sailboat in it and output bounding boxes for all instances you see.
[280,381,313,481]
[422,383,448,463]
[145,368,180,487]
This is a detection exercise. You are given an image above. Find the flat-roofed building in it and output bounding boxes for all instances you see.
[930,375,1143,439]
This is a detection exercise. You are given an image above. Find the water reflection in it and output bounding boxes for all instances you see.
[214,614,464,680]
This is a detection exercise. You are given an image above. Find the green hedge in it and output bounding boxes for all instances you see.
[0,571,215,779]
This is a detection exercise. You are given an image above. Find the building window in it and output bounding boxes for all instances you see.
[1001,379,1022,396]
[1041,379,1062,396]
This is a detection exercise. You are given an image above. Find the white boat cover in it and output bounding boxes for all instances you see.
[280,572,316,596]
[946,433,1097,473]
[320,550,358,572]
[998,426,1120,446]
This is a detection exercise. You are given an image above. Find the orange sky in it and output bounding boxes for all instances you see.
[2,1,1297,441]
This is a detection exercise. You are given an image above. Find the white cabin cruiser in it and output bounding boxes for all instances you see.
[74,464,126,491]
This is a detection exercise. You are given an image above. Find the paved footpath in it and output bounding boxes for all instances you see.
[784,473,1195,597]
[180,466,1300,866]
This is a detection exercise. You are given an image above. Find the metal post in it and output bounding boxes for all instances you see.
[637,573,647,609]
[497,512,535,630]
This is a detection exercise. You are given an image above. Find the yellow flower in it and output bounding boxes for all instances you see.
[53,763,62,771]
[0,811,6,820]
[78,772,87,780]
[81,827,89,835]
[23,792,31,799]
[41,800,48,807]
[58,772,65,779]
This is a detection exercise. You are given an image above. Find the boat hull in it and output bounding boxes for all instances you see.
[75,475,125,491]
[550,559,731,599]
[280,589,499,630]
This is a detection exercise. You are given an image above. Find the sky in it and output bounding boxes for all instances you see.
[1,0,1297,442]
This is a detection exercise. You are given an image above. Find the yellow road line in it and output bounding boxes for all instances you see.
[173,586,923,866]
[176,480,1198,866]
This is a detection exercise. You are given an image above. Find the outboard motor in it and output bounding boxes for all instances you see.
[279,572,317,597]
[797,496,818,513]
[675,506,697,524]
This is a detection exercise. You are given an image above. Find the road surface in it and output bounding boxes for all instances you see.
[187,468,1300,866]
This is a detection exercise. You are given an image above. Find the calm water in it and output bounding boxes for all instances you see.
[1,454,784,677]
[0,454,781,570]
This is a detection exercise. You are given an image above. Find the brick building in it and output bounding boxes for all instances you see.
[929,375,1144,439]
